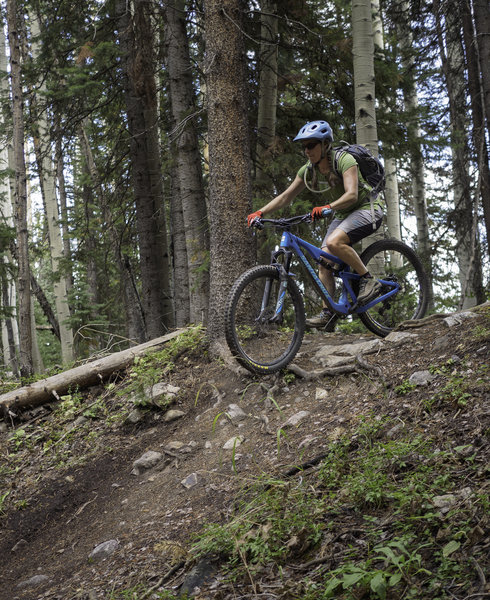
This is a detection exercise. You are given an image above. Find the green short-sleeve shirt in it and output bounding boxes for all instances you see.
[296,150,384,220]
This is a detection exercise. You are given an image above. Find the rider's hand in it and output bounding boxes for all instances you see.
[247,210,263,227]
[311,205,332,220]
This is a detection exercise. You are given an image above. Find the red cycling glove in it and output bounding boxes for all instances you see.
[247,210,263,227]
[311,205,332,220]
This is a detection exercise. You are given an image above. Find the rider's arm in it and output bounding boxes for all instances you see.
[329,166,359,211]
[259,176,305,215]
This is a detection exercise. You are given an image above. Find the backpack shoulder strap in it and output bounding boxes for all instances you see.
[333,141,351,176]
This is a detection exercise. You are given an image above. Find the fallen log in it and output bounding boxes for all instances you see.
[0,329,188,416]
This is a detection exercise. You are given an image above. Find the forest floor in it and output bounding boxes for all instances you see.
[0,305,489,600]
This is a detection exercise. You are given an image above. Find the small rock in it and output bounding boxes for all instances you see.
[432,494,457,513]
[164,409,186,423]
[315,388,328,401]
[131,450,163,475]
[17,575,49,589]
[147,382,181,408]
[166,440,186,451]
[11,539,28,553]
[227,404,247,422]
[386,423,405,439]
[384,331,417,344]
[408,370,435,387]
[432,334,451,351]
[298,435,317,449]
[181,473,199,489]
[126,408,145,424]
[89,539,120,561]
[223,436,244,450]
[444,311,478,327]
[282,411,310,429]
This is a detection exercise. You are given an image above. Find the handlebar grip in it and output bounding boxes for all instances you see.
[252,219,264,230]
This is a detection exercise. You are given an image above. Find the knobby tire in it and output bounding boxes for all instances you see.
[359,238,429,337]
[225,265,305,374]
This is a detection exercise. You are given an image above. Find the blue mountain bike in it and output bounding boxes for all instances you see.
[225,213,429,375]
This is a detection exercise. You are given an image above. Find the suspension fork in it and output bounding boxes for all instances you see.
[258,248,293,324]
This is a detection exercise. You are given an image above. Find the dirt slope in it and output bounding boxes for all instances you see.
[0,306,488,600]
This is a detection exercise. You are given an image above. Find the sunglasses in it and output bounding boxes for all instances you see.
[302,141,320,150]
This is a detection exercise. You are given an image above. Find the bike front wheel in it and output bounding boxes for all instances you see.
[359,239,429,337]
[225,265,305,374]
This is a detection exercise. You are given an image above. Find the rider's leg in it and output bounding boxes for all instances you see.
[324,209,384,304]
[318,261,335,297]
[323,228,368,275]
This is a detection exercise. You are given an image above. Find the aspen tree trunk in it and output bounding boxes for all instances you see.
[0,20,19,372]
[352,0,385,265]
[462,0,490,251]
[163,0,209,325]
[352,0,378,154]
[472,0,490,139]
[55,120,73,291]
[255,0,278,185]
[6,0,33,377]
[30,16,74,364]
[398,1,434,310]
[204,0,255,344]
[435,1,485,308]
[371,0,401,241]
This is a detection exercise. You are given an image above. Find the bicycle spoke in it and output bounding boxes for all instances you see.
[225,266,305,373]
[359,239,429,337]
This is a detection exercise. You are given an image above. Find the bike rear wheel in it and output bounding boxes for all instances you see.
[359,239,429,337]
[225,265,305,374]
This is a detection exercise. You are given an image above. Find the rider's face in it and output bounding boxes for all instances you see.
[302,140,321,161]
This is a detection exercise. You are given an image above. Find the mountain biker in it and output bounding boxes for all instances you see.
[247,120,384,331]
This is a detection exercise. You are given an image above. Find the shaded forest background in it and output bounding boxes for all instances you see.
[0,0,489,378]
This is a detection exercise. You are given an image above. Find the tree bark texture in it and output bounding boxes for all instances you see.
[0,22,19,372]
[163,0,209,325]
[30,15,74,364]
[462,0,490,254]
[352,0,378,155]
[169,161,190,327]
[204,0,256,341]
[472,0,490,140]
[116,0,173,339]
[255,0,278,185]
[6,0,33,377]
[435,1,484,307]
[398,1,434,310]
[371,0,401,241]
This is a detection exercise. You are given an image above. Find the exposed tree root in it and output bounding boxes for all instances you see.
[287,350,382,381]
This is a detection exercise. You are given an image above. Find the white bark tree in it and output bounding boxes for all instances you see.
[0,20,20,372]
[30,14,74,364]
[6,0,33,377]
[352,0,378,155]
[371,0,401,240]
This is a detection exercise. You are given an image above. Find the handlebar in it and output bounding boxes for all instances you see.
[251,212,323,230]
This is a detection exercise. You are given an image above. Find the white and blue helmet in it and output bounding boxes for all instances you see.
[293,120,333,143]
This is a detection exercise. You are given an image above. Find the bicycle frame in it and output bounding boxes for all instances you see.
[269,228,400,318]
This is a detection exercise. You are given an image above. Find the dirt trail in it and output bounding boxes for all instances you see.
[0,310,488,599]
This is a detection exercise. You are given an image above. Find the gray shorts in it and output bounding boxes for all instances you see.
[323,208,384,246]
